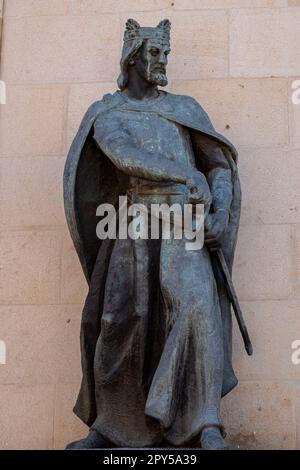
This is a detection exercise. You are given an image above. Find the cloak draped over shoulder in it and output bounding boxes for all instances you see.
[63,90,241,445]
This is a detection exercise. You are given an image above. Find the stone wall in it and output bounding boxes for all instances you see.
[0,0,299,449]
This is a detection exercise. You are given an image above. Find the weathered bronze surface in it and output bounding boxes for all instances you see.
[64,19,246,450]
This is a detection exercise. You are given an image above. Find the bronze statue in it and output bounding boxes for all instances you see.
[64,19,248,450]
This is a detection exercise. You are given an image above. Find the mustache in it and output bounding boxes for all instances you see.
[152,65,166,72]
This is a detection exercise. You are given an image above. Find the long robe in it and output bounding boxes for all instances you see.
[63,90,241,447]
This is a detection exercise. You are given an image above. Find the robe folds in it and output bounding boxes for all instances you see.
[63,90,241,447]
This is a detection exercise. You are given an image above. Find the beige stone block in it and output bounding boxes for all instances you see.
[5,0,69,16]
[1,15,120,84]
[0,85,67,158]
[233,224,293,301]
[294,224,300,295]
[0,230,62,304]
[120,10,229,79]
[0,157,65,228]
[231,300,300,381]
[239,149,300,225]
[170,78,288,149]
[221,382,296,449]
[67,0,171,14]
[230,9,300,77]
[0,4,3,47]
[170,10,229,79]
[61,232,88,304]
[289,79,300,149]
[54,382,87,449]
[0,384,55,449]
[67,82,115,147]
[175,0,286,8]
[289,0,300,5]
[0,304,82,385]
[296,386,300,450]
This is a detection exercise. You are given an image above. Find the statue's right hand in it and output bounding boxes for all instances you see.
[186,171,212,209]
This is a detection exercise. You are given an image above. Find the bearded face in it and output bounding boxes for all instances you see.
[133,39,170,87]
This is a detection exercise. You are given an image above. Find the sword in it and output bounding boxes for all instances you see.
[211,247,253,356]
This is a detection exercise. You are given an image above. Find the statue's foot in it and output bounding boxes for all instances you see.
[200,427,229,450]
[65,430,107,449]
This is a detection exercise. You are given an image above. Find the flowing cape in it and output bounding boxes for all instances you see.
[63,90,241,427]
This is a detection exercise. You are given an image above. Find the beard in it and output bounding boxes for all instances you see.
[147,70,168,87]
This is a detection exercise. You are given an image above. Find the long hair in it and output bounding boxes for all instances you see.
[117,39,144,90]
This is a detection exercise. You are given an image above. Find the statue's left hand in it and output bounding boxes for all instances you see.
[204,210,229,248]
[186,171,212,209]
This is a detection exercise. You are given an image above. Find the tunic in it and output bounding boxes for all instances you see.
[80,94,228,446]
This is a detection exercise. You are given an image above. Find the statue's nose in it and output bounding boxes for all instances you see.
[159,52,168,65]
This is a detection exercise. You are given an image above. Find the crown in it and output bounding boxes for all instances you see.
[123,18,171,45]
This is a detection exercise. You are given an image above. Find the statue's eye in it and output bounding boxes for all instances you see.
[150,49,159,56]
